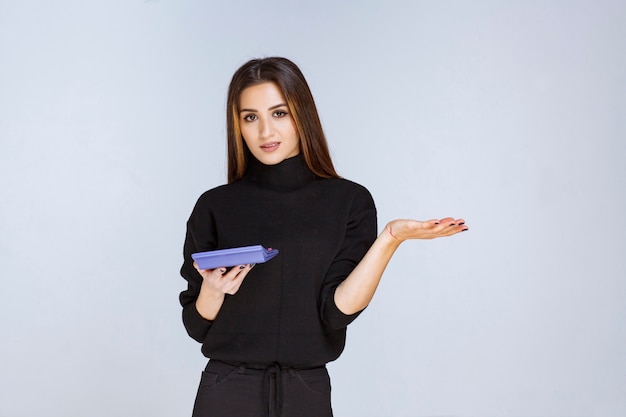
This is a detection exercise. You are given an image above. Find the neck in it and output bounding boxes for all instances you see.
[244,154,317,191]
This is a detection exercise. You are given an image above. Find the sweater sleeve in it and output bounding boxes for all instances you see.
[179,194,217,343]
[320,185,378,330]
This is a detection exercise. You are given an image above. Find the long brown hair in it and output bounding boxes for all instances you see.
[226,57,339,183]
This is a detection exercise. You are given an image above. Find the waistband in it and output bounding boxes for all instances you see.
[207,360,326,417]
[213,359,325,372]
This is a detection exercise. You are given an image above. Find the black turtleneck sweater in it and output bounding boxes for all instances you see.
[179,155,377,367]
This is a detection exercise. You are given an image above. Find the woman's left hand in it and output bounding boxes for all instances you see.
[385,218,468,242]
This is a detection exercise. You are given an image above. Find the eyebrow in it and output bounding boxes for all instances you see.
[239,103,288,113]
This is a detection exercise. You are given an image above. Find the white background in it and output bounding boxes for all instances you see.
[1,1,624,416]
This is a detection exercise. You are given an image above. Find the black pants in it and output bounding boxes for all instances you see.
[192,360,333,417]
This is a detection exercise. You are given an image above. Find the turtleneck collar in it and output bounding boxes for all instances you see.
[244,154,317,191]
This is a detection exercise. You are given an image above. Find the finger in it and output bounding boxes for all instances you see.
[223,265,254,294]
[427,218,454,234]
[223,273,243,293]
[209,269,239,293]
[203,266,228,283]
[454,218,469,232]
[441,224,469,237]
[426,218,454,235]
[423,219,459,236]
[424,219,441,227]
[436,218,466,235]
[232,264,255,280]
[213,267,227,276]
[438,217,456,227]
[222,264,248,278]
[218,265,253,286]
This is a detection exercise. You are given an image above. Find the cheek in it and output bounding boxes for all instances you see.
[239,125,254,142]
[292,122,300,139]
[285,122,299,139]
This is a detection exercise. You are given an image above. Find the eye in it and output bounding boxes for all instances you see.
[273,110,288,118]
[242,114,257,122]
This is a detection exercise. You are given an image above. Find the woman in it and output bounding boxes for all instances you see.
[179,57,468,417]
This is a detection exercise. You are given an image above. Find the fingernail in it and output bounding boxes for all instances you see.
[219,268,226,273]
[449,223,455,226]
[434,222,440,225]
[239,265,246,269]
[249,263,256,269]
[459,222,465,226]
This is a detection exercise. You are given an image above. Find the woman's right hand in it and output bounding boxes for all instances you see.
[194,262,255,320]
[194,262,255,295]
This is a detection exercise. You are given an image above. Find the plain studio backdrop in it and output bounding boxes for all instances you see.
[1,1,624,416]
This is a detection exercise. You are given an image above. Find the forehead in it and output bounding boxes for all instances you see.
[239,82,287,109]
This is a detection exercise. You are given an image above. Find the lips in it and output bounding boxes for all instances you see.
[260,142,280,152]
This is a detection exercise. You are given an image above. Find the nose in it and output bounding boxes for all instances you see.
[258,118,274,139]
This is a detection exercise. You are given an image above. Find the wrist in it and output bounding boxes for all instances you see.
[381,223,402,247]
[385,224,401,242]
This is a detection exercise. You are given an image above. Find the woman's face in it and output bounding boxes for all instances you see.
[238,82,300,165]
